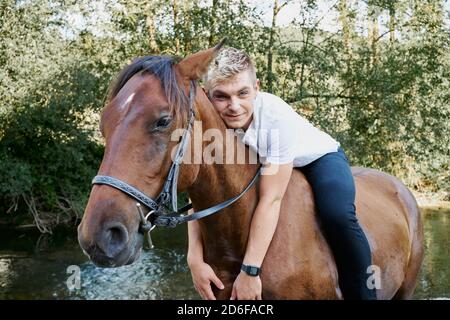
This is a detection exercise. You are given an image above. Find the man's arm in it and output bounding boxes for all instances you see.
[187,219,204,265]
[231,162,293,300]
[187,220,225,300]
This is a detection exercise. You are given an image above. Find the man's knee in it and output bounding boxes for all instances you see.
[316,202,357,232]
[309,176,357,227]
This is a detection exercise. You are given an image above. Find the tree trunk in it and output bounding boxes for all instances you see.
[208,0,218,47]
[298,30,309,100]
[173,0,180,54]
[267,0,286,93]
[338,0,353,66]
[389,6,395,43]
[369,5,380,67]
[183,0,191,53]
[145,3,159,54]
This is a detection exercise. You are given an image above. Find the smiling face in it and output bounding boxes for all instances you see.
[209,70,259,130]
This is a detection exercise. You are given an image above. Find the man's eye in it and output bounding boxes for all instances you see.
[214,95,226,101]
[239,91,248,96]
[154,116,172,130]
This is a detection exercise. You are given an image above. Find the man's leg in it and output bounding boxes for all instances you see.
[300,147,377,300]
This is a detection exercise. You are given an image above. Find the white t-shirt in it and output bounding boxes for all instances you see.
[235,92,340,167]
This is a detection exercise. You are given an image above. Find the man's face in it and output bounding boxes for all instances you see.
[209,70,259,130]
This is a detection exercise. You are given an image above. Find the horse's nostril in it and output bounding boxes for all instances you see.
[108,226,127,246]
[100,222,129,258]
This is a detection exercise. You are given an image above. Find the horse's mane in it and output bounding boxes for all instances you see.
[107,55,189,116]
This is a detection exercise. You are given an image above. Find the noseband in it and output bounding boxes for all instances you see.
[92,81,261,246]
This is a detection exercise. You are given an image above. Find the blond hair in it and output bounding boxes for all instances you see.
[203,47,257,93]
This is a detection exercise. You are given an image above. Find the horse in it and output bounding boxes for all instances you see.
[77,42,424,299]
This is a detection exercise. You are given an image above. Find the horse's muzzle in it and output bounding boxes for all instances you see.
[78,220,142,268]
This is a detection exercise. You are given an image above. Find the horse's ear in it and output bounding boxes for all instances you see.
[177,39,226,80]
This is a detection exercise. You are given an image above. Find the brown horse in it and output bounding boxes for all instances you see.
[77,44,424,299]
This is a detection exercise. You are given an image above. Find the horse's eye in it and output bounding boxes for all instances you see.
[155,116,172,130]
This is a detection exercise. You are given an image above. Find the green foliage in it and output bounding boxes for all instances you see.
[0,0,448,232]
[0,60,105,231]
[0,0,106,231]
[263,0,449,200]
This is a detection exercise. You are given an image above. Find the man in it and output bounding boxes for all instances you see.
[187,47,377,300]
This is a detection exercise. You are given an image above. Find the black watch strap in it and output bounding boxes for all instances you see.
[241,264,261,276]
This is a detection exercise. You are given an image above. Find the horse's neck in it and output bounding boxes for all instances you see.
[186,90,260,266]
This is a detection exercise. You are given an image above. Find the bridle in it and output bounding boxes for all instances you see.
[92,81,261,247]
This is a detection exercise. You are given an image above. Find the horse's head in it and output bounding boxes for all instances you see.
[77,42,224,267]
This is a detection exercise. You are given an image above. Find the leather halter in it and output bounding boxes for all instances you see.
[92,81,261,234]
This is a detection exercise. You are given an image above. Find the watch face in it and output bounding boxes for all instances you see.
[250,267,258,275]
[242,264,260,276]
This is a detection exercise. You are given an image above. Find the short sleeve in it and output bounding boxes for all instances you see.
[264,117,296,165]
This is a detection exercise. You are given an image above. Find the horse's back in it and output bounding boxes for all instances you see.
[261,166,422,299]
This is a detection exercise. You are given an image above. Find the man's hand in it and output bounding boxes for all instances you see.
[189,261,225,300]
[230,271,262,300]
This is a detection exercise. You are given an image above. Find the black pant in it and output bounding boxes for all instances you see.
[299,147,377,300]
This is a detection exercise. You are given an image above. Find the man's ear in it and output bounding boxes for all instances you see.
[177,39,226,80]
[255,79,260,92]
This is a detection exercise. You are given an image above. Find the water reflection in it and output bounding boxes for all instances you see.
[0,225,198,300]
[414,210,450,299]
[0,211,448,299]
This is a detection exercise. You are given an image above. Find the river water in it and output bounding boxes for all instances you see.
[0,209,448,300]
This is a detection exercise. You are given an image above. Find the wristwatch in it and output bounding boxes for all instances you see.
[241,264,261,276]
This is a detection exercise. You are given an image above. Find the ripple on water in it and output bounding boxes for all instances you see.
[68,249,197,300]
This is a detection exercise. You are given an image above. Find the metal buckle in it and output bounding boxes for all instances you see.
[136,203,155,249]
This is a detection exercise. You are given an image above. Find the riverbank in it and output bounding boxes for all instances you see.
[414,191,450,214]
[1,190,448,233]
